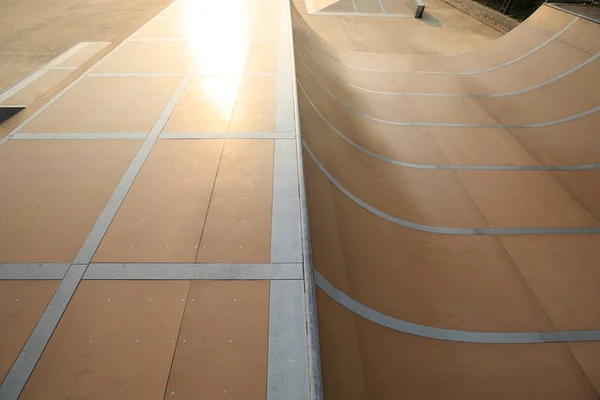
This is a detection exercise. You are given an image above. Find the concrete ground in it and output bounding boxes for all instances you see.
[0,0,174,93]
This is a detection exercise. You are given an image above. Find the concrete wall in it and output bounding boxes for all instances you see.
[440,0,520,32]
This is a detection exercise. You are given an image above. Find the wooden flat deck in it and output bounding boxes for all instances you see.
[0,0,314,399]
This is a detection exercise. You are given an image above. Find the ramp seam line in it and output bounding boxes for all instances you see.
[303,142,600,235]
[315,271,600,343]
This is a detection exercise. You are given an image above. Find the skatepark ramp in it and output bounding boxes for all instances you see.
[292,2,600,398]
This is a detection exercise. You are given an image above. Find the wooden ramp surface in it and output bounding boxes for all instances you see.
[0,0,315,399]
[293,2,600,399]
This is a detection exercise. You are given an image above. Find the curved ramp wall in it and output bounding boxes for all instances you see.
[292,3,600,398]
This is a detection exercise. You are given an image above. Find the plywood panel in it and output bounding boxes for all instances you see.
[245,41,279,74]
[407,96,499,125]
[258,1,281,18]
[252,19,279,41]
[457,170,599,228]
[304,154,555,332]
[298,89,448,166]
[163,77,240,133]
[0,280,59,383]
[94,140,224,262]
[92,41,193,74]
[500,235,600,330]
[0,140,140,262]
[132,18,188,40]
[315,289,368,400]
[21,281,190,400]
[165,281,269,399]
[428,127,540,166]
[554,169,600,220]
[302,113,489,229]
[20,76,180,133]
[197,139,274,263]
[568,343,600,395]
[316,290,597,400]
[229,76,276,132]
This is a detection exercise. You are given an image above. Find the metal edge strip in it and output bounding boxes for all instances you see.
[160,132,296,139]
[271,139,304,263]
[87,72,186,76]
[83,263,303,280]
[287,0,324,397]
[11,133,147,140]
[267,279,311,399]
[0,264,87,399]
[315,270,600,343]
[0,264,71,280]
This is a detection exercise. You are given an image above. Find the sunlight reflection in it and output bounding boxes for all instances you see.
[181,0,256,76]
[198,77,241,120]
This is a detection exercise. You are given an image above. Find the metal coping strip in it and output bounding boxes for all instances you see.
[11,133,147,140]
[0,264,71,280]
[83,263,303,280]
[286,0,324,396]
[315,271,600,343]
[87,72,186,76]
[267,280,311,399]
[271,139,303,263]
[160,132,296,139]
